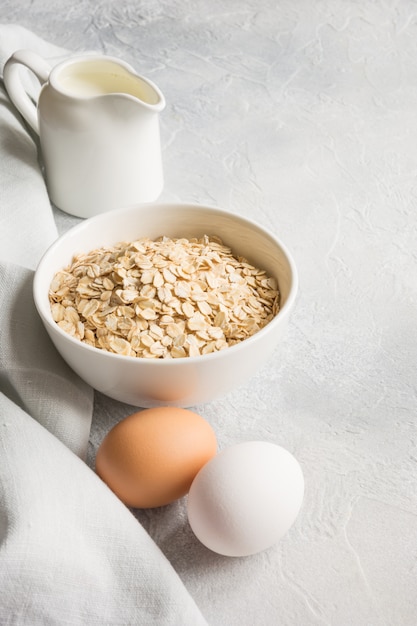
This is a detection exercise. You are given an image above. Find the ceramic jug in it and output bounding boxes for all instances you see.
[3,50,165,218]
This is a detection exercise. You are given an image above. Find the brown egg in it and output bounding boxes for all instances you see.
[95,406,217,508]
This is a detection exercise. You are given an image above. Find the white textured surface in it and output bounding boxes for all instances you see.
[1,1,416,624]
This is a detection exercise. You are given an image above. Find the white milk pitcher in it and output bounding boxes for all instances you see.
[3,50,165,218]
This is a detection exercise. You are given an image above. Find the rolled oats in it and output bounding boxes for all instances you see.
[48,235,279,359]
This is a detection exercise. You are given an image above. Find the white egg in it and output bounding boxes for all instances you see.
[187,441,304,557]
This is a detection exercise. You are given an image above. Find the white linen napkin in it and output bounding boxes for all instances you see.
[0,24,206,625]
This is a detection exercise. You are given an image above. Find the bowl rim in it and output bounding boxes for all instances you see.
[33,202,299,365]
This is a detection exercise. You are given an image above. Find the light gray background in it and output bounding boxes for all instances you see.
[2,1,416,625]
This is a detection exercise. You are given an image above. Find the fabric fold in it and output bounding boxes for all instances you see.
[0,262,93,459]
[0,393,206,625]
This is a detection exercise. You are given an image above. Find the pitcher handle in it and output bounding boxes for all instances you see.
[3,50,52,135]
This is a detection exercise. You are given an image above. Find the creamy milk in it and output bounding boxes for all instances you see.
[58,65,158,103]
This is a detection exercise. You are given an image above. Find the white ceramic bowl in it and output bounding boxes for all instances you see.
[33,203,298,407]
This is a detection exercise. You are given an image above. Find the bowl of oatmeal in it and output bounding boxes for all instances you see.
[33,203,298,407]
